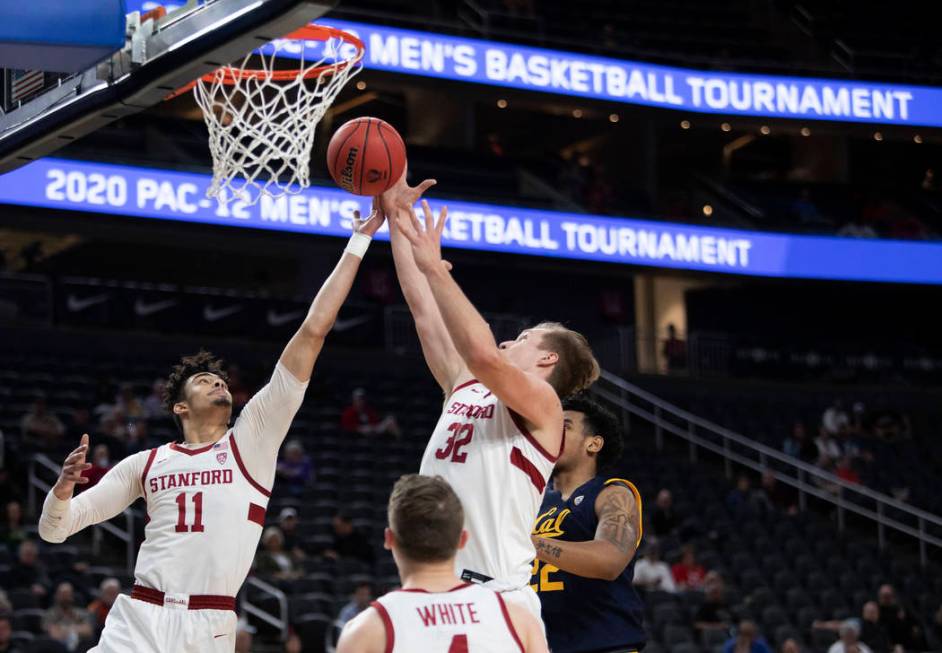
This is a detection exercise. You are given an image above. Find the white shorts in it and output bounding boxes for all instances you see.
[90,594,238,653]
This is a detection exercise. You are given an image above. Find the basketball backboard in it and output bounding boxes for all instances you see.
[0,0,335,175]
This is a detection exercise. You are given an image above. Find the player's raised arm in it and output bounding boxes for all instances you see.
[395,202,560,433]
[39,434,146,544]
[336,607,386,653]
[278,203,384,383]
[532,484,641,581]
[383,173,469,394]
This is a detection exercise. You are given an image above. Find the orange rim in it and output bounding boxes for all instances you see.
[169,25,364,98]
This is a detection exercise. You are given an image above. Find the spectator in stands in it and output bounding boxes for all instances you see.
[0,500,27,552]
[662,323,687,372]
[275,440,314,496]
[19,393,65,451]
[87,578,120,635]
[42,582,93,652]
[723,619,772,653]
[283,632,303,653]
[828,620,873,653]
[651,488,678,537]
[142,378,166,418]
[779,638,803,653]
[672,544,707,590]
[225,364,251,408]
[0,615,24,653]
[79,444,112,490]
[340,388,400,437]
[782,421,819,464]
[835,456,861,484]
[815,425,843,466]
[255,527,301,582]
[0,589,11,614]
[337,582,373,627]
[791,188,827,226]
[858,601,891,653]
[278,507,305,561]
[756,470,797,515]
[632,542,676,593]
[877,584,926,651]
[726,474,755,515]
[838,221,877,238]
[113,383,146,420]
[822,400,850,437]
[323,512,374,566]
[8,540,49,600]
[694,572,733,634]
[64,407,93,449]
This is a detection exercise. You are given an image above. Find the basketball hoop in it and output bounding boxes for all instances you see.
[185,25,364,204]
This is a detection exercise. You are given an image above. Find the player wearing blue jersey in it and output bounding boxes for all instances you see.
[530,396,645,653]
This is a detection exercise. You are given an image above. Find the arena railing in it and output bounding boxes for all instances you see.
[241,576,289,642]
[594,370,942,566]
[27,454,136,575]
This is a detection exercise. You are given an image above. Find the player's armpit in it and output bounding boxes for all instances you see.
[335,607,386,653]
[594,484,641,561]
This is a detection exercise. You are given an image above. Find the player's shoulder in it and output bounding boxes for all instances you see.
[501,594,548,653]
[594,477,641,510]
[336,604,386,653]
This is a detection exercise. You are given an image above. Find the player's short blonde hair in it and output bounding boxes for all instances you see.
[533,322,600,398]
[388,474,463,563]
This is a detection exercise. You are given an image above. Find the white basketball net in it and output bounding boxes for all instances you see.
[193,31,362,205]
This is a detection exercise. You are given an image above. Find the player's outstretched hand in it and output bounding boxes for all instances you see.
[396,199,450,275]
[381,167,436,212]
[353,196,385,238]
[53,434,92,500]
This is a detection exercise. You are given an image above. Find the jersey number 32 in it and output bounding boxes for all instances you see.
[435,423,474,463]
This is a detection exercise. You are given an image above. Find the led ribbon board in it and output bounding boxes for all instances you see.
[2,158,942,284]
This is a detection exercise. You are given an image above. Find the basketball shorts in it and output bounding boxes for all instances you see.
[89,594,237,653]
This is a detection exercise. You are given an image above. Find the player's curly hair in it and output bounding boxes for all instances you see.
[163,350,228,432]
[562,394,624,472]
[534,322,600,399]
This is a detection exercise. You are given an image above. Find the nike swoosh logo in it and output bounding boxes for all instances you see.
[332,314,372,332]
[66,294,109,312]
[267,309,306,327]
[135,299,177,317]
[213,634,227,639]
[203,305,243,322]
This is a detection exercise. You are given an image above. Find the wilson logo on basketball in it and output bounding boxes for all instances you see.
[366,169,385,183]
[340,147,358,189]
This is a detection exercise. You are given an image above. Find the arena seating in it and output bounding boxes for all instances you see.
[1,327,940,652]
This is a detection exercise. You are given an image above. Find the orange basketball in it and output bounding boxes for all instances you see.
[326,117,406,196]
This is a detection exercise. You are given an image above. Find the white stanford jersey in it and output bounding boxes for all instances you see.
[419,379,561,590]
[39,362,307,598]
[372,582,524,653]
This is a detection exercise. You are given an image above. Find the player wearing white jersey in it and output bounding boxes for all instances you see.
[382,175,601,618]
[37,207,386,653]
[337,474,547,653]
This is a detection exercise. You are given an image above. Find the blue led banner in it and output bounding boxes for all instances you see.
[127,2,942,127]
[1,158,942,284]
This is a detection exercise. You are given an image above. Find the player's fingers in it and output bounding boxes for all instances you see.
[65,445,87,460]
[442,260,453,271]
[64,449,88,465]
[436,206,449,235]
[420,200,434,231]
[414,179,436,197]
[80,433,89,448]
[408,207,424,234]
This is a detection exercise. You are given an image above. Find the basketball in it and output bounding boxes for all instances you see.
[326,117,406,196]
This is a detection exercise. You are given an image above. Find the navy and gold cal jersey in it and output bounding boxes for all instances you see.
[531,476,646,653]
